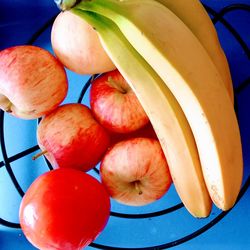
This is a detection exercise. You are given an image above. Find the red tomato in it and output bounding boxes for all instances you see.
[19,168,110,250]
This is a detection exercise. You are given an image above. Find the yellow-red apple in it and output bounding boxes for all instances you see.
[90,70,149,134]
[51,11,116,74]
[100,137,172,206]
[36,103,110,172]
[0,45,68,119]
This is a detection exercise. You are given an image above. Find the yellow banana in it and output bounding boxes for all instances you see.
[72,0,243,211]
[156,0,234,103]
[70,9,212,217]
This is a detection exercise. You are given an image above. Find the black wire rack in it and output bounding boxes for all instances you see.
[0,2,250,250]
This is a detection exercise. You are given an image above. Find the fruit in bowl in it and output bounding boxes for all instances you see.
[0,45,68,119]
[90,69,149,134]
[109,122,157,146]
[100,137,172,206]
[51,10,116,74]
[35,103,110,172]
[19,168,110,250]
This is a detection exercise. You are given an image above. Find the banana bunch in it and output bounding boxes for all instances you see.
[56,0,243,218]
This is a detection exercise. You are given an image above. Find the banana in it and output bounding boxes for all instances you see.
[72,0,243,211]
[156,0,234,103]
[70,9,212,217]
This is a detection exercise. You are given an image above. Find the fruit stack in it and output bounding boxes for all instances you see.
[0,0,243,249]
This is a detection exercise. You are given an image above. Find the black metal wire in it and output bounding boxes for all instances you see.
[91,2,250,248]
[90,174,250,250]
[208,3,250,25]
[235,76,250,94]
[204,3,250,59]
[110,203,184,219]
[0,111,25,198]
[0,218,21,229]
[25,14,59,46]
[0,145,40,169]
[0,2,249,250]
[77,74,100,103]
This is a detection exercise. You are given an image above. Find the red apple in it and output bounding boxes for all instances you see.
[19,168,110,250]
[0,45,68,119]
[100,137,172,206]
[90,70,149,134]
[36,103,110,172]
[109,122,158,146]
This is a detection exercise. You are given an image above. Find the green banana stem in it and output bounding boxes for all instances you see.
[70,8,152,76]
[54,0,110,12]
[55,0,81,11]
[71,9,109,33]
[74,0,124,17]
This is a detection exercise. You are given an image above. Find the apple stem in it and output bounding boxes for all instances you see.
[134,181,143,195]
[32,150,48,160]
[0,94,12,113]
[91,74,96,82]
[107,76,127,94]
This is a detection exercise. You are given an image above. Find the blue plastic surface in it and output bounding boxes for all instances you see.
[0,1,250,249]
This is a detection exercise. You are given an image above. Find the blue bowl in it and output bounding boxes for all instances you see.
[1,0,250,249]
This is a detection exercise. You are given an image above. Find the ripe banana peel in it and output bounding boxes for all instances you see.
[71,9,212,218]
[156,0,234,103]
[57,0,234,102]
[55,0,243,215]
[74,0,243,212]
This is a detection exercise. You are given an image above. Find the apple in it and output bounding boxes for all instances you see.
[90,69,149,134]
[0,45,68,119]
[51,11,116,75]
[100,137,172,206]
[19,168,110,250]
[35,103,110,172]
[109,122,158,146]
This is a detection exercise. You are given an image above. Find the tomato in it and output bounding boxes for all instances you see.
[19,168,110,250]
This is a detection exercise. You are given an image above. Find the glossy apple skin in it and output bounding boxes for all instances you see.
[51,11,115,74]
[19,168,110,250]
[90,70,149,134]
[110,122,157,146]
[100,137,172,206]
[0,45,68,119]
[37,103,110,172]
